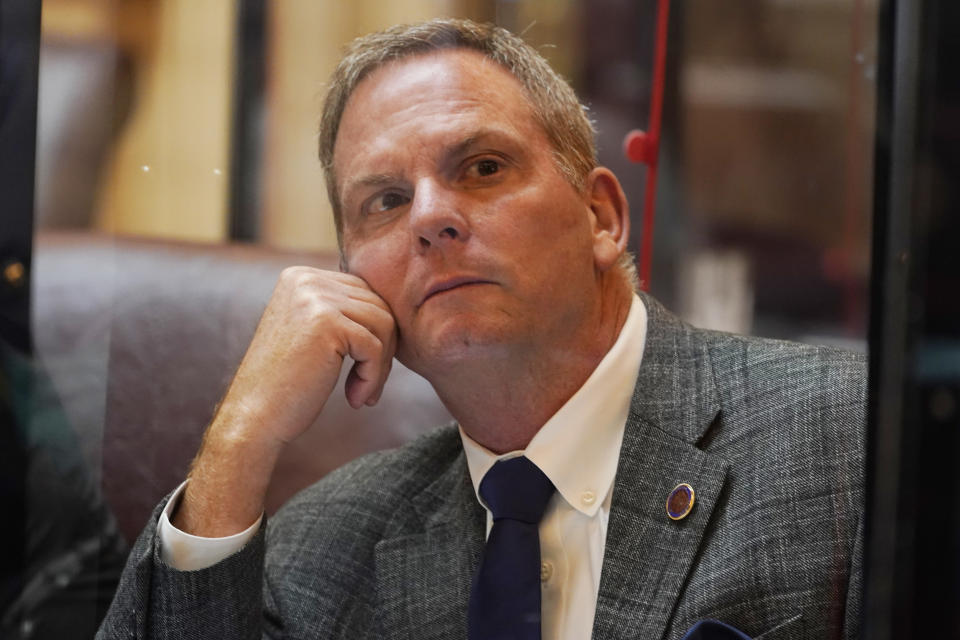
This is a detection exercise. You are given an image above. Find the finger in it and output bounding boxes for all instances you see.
[319,270,380,297]
[365,359,393,406]
[278,268,377,305]
[345,363,372,409]
[345,361,390,409]
[339,317,389,408]
[341,280,394,314]
[317,270,395,314]
[289,270,394,325]
[347,341,395,408]
[335,298,397,356]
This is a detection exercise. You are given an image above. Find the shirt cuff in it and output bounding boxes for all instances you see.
[158,480,263,571]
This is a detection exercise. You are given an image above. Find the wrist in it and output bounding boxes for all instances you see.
[174,420,283,537]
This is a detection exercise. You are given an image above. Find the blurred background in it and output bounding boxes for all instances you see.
[5,0,885,637]
[36,0,877,343]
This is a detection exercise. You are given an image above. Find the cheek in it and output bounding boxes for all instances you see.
[343,236,408,304]
[506,192,592,256]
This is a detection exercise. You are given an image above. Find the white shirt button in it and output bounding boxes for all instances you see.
[540,561,554,582]
[581,490,596,506]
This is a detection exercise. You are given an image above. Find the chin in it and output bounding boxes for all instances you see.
[398,319,518,373]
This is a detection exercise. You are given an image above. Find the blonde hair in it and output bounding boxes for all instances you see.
[319,18,597,241]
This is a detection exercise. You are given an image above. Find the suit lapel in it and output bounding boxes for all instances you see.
[374,450,484,640]
[373,296,730,640]
[592,295,730,640]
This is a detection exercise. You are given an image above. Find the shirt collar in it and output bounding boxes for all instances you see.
[460,293,648,517]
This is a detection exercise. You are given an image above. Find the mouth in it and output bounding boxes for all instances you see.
[420,276,494,306]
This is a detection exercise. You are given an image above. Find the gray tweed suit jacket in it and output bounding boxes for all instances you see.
[97,294,866,640]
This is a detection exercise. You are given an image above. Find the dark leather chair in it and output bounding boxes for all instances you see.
[32,231,451,542]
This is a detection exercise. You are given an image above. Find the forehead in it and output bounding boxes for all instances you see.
[332,49,543,186]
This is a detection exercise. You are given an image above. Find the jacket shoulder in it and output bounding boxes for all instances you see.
[697,328,867,431]
[668,330,866,639]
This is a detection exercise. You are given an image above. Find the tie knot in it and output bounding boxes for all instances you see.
[479,456,555,524]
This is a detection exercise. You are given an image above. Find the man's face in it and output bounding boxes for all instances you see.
[333,49,607,376]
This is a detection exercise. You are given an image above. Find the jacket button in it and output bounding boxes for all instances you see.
[540,561,554,582]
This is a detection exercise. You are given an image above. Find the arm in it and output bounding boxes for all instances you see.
[97,267,397,638]
[176,267,397,537]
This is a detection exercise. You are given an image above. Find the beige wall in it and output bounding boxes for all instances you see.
[95,0,236,242]
[62,1,579,249]
[90,0,462,250]
[263,0,455,252]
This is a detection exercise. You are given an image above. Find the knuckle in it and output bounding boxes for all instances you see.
[306,298,339,326]
[278,265,306,284]
[371,305,397,331]
[279,265,330,291]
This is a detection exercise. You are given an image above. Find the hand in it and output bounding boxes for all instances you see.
[220,267,398,445]
[174,267,397,536]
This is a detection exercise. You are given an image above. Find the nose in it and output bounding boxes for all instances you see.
[408,179,470,252]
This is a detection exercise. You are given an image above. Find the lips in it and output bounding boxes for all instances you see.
[420,276,494,306]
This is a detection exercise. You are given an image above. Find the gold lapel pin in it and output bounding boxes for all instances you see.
[666,483,695,520]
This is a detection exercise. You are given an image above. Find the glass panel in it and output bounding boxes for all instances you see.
[582,0,877,346]
[21,0,879,635]
[34,0,878,341]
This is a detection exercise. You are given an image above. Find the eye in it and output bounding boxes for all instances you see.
[465,158,502,179]
[476,159,500,176]
[367,191,410,214]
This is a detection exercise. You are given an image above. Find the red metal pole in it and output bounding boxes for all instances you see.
[624,0,670,291]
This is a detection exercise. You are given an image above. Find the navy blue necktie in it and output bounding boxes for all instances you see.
[468,456,556,640]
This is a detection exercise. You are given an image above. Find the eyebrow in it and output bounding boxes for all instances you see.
[444,132,485,161]
[339,127,521,204]
[340,173,403,208]
[352,173,399,190]
[443,128,514,162]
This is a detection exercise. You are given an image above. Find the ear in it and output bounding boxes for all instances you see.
[585,167,630,272]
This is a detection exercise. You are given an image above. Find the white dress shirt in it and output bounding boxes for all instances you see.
[159,294,648,640]
[460,293,646,640]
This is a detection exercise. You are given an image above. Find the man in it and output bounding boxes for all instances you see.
[98,18,865,640]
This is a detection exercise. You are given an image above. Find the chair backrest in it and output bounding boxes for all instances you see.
[32,231,452,541]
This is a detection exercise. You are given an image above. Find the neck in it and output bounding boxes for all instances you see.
[427,282,634,454]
